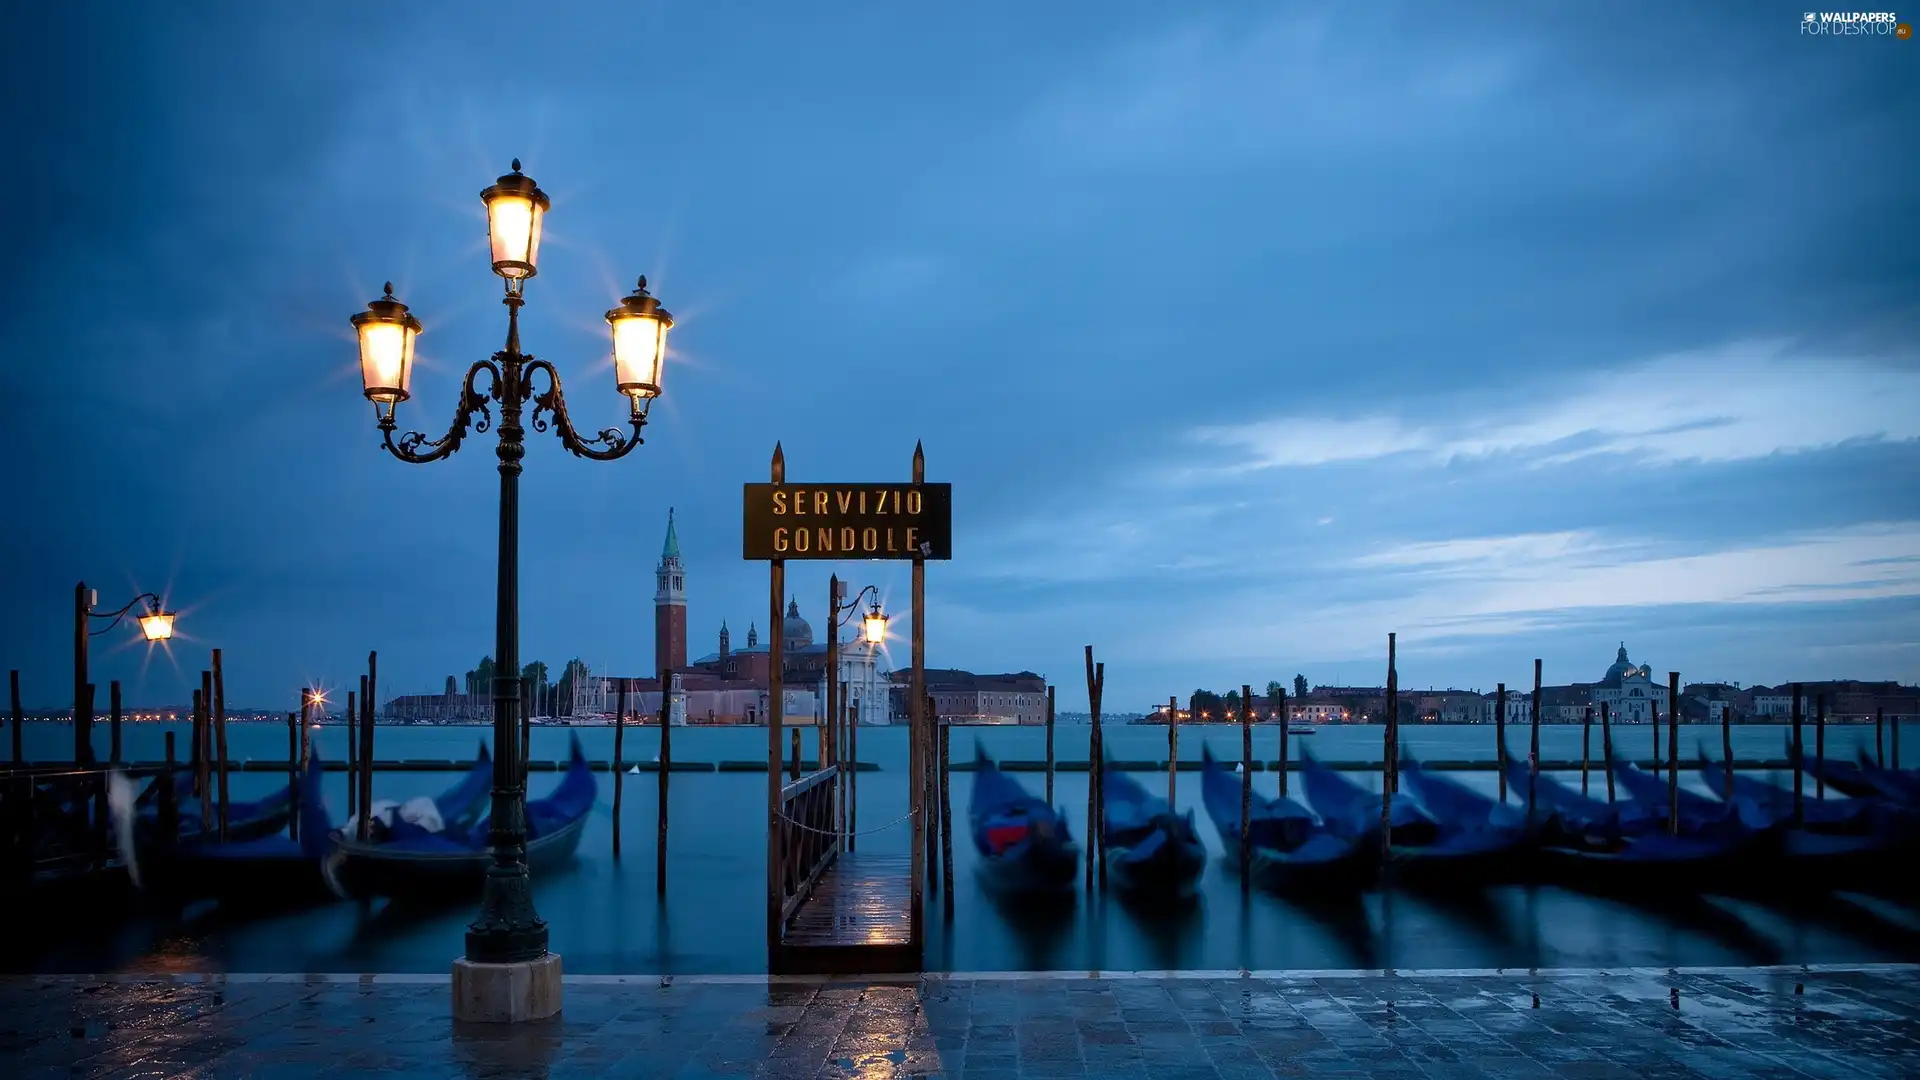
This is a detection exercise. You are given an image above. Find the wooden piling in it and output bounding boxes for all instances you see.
[195,687,213,833]
[1277,688,1290,798]
[939,717,953,919]
[612,679,627,859]
[1167,689,1178,810]
[848,700,859,851]
[299,688,313,772]
[1876,706,1885,767]
[345,690,358,819]
[212,653,228,839]
[1495,683,1508,803]
[1093,661,1106,887]
[1580,704,1591,796]
[159,731,178,846]
[1790,683,1804,827]
[1815,695,1827,800]
[1666,671,1680,836]
[1381,634,1397,861]
[658,675,672,894]
[1651,693,1660,767]
[1895,710,1902,769]
[109,681,123,765]
[1240,682,1253,890]
[1720,697,1734,798]
[1600,700,1616,804]
[357,672,374,842]
[789,727,801,780]
[1527,659,1542,830]
[1044,685,1056,807]
[285,710,299,841]
[1387,635,1401,795]
[924,692,939,895]
[1084,646,1100,893]
[7,670,19,764]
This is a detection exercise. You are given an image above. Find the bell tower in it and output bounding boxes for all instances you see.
[654,508,687,679]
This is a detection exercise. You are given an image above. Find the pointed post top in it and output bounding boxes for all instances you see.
[912,439,924,482]
[771,441,785,482]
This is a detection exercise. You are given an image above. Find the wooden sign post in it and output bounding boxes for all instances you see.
[747,442,950,976]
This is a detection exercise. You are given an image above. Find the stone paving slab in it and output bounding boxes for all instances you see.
[3,965,1918,1079]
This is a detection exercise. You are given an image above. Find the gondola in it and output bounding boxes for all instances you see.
[1695,750,1920,890]
[322,735,595,901]
[134,755,337,905]
[969,744,1079,895]
[1197,748,1373,894]
[1695,749,1884,833]
[1098,759,1206,899]
[1299,748,1527,886]
[140,777,298,845]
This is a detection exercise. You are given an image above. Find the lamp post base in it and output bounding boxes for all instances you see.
[451,952,562,1023]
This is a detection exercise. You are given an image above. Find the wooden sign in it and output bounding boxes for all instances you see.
[742,483,952,560]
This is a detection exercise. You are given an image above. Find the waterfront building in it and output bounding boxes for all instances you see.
[900,669,1047,724]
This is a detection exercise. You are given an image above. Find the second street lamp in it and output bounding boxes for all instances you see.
[74,583,177,764]
[353,160,670,1022]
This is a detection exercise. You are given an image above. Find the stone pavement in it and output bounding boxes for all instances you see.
[4,965,1919,1079]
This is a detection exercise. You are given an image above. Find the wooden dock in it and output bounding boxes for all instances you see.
[773,852,917,975]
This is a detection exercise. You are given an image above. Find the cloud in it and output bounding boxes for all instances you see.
[1183,341,1920,475]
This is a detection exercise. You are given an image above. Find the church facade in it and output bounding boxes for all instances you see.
[568,511,893,725]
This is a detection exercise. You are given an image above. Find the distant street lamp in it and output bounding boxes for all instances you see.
[352,161,671,996]
[75,582,176,763]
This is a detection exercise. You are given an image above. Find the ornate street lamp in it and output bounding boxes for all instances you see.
[75,584,177,763]
[353,161,670,1016]
[862,599,889,646]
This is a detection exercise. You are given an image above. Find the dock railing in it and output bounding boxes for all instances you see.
[0,764,165,890]
[776,763,842,929]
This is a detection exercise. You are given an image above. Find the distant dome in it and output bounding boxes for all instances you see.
[1603,642,1637,682]
[782,597,814,649]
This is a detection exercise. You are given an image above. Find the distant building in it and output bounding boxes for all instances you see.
[896,669,1048,724]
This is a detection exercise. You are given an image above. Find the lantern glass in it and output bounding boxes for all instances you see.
[607,277,672,403]
[352,285,421,409]
[862,606,888,645]
[139,609,175,642]
[481,163,549,280]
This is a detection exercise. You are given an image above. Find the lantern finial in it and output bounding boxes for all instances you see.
[511,158,521,172]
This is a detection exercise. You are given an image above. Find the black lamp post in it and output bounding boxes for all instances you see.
[352,160,671,968]
[75,583,176,763]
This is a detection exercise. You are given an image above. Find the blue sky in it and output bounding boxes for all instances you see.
[3,3,1916,712]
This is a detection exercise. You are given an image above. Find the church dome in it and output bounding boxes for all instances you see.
[1603,643,1638,682]
[782,598,814,649]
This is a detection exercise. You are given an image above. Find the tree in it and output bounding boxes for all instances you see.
[1266,680,1285,702]
[1293,673,1309,699]
[1189,689,1225,721]
[465,656,496,698]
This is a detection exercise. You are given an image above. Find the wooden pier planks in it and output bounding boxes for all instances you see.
[774,852,918,975]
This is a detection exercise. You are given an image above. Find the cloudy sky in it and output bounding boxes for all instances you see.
[4,3,1916,712]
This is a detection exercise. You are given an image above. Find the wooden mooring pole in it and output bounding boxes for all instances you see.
[789,728,801,780]
[1166,690,1178,809]
[1044,685,1056,808]
[1381,634,1397,862]
[159,731,179,845]
[926,694,941,895]
[1083,645,1102,893]
[612,679,627,859]
[1720,698,1734,799]
[1651,694,1660,768]
[939,717,953,919]
[1815,695,1827,800]
[1790,683,1804,828]
[196,686,213,834]
[1580,704,1591,796]
[848,701,859,851]
[109,680,123,766]
[1876,706,1885,767]
[1600,700,1616,804]
[1240,682,1253,891]
[1527,659,1541,831]
[212,652,229,840]
[8,670,20,764]
[1277,688,1290,798]
[345,690,358,819]
[357,670,374,842]
[1666,672,1680,836]
[1495,683,1508,803]
[765,444,787,960]
[285,710,299,841]
[658,675,673,894]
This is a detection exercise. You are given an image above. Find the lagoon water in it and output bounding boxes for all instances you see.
[12,720,1920,976]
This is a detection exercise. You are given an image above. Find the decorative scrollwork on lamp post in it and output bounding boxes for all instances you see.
[351,160,673,973]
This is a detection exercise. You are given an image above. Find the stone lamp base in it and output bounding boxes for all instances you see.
[452,952,563,1023]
